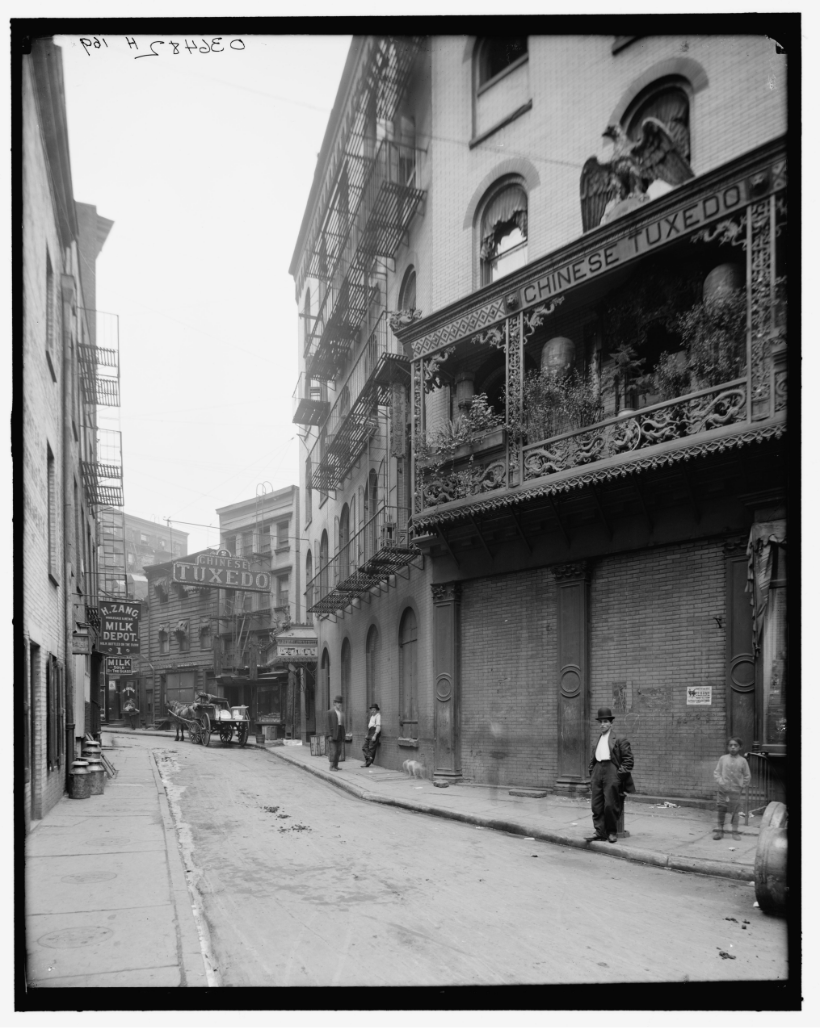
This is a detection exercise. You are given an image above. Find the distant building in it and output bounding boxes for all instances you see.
[21,38,116,826]
[290,33,789,798]
[123,512,188,599]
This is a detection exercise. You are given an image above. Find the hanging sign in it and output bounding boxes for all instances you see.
[172,548,271,592]
[99,600,142,655]
[106,656,133,675]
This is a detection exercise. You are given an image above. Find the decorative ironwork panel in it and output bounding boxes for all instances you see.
[421,456,507,508]
[411,296,508,359]
[412,359,424,515]
[522,382,748,482]
[749,196,773,418]
[506,315,522,485]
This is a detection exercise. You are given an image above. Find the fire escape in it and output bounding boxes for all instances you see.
[79,308,126,599]
[293,35,427,416]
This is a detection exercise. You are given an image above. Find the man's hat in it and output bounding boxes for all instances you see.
[596,707,615,721]
[369,703,380,711]
[334,695,343,703]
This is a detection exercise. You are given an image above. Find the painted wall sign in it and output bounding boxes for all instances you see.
[99,601,142,656]
[172,560,271,592]
[72,633,91,655]
[686,686,713,706]
[106,656,133,675]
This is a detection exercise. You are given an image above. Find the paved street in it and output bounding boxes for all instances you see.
[127,735,788,987]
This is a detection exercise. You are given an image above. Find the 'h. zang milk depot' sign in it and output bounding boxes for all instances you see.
[172,549,271,592]
[99,601,142,656]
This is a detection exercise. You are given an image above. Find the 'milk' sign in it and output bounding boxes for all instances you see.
[99,600,142,655]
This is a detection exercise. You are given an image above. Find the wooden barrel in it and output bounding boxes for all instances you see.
[754,801,788,914]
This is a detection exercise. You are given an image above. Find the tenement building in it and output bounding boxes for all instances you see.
[289,34,788,799]
[21,38,117,826]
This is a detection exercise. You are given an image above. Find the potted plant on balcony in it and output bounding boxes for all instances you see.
[518,367,603,444]
[417,392,504,468]
[675,286,747,389]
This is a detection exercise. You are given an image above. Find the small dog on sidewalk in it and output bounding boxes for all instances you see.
[402,759,425,779]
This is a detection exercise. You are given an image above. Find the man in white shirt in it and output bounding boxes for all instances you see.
[361,704,381,767]
[586,706,635,843]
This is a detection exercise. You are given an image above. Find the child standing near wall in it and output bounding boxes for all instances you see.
[713,737,751,840]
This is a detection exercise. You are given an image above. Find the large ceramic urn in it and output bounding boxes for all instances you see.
[540,336,575,377]
[703,263,744,302]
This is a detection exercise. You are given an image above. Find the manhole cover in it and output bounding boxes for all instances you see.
[61,871,117,884]
[38,926,114,949]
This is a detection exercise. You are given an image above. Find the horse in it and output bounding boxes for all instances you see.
[167,700,199,742]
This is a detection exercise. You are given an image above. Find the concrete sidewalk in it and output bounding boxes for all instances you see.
[24,740,212,988]
[263,741,761,883]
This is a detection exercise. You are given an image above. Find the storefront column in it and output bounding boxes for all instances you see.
[551,562,590,788]
[431,582,462,782]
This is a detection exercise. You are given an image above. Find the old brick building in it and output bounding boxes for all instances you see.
[290,33,789,798]
[21,38,116,826]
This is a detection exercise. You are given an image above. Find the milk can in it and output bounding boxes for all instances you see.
[82,740,102,760]
[85,754,106,795]
[68,759,92,800]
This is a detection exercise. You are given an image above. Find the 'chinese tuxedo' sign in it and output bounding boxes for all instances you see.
[106,656,133,675]
[686,686,713,706]
[99,601,142,656]
[173,551,271,592]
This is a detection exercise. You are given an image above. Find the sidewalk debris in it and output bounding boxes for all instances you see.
[657,801,679,808]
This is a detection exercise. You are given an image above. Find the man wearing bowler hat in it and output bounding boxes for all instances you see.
[326,695,346,771]
[587,707,635,843]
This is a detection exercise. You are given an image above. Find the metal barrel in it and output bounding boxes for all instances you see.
[754,801,788,914]
[69,759,92,800]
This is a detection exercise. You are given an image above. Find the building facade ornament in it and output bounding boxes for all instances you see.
[550,561,590,581]
[431,582,462,603]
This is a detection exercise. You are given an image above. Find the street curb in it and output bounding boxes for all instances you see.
[102,727,267,751]
[265,748,755,883]
[148,755,212,986]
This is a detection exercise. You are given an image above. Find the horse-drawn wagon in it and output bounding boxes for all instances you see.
[167,693,250,748]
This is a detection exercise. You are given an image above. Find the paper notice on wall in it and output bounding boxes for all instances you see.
[686,686,712,705]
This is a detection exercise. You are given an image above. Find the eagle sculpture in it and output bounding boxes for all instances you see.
[580,119,694,232]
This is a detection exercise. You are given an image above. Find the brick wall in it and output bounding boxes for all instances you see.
[459,538,730,799]
[22,58,69,825]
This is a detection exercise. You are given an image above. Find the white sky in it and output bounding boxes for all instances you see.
[54,32,352,553]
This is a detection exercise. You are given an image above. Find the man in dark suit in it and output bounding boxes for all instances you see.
[326,695,345,771]
[587,706,635,843]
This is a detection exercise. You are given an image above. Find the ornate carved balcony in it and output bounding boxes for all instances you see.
[307,505,421,618]
[403,139,788,532]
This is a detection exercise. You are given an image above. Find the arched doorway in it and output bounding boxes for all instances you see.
[399,607,418,740]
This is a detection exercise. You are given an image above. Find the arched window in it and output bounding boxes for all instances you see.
[479,179,528,286]
[339,503,350,580]
[305,549,313,611]
[319,531,329,601]
[624,77,691,163]
[399,265,416,312]
[476,37,528,90]
[365,469,379,560]
[399,607,418,740]
[366,625,379,709]
[320,648,331,717]
[341,638,351,715]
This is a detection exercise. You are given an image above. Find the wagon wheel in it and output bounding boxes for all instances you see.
[237,722,249,748]
[189,721,201,745]
[199,711,211,748]
[219,724,233,745]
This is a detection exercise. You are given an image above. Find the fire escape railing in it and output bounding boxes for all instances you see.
[307,311,408,492]
[307,505,420,616]
[304,137,427,382]
[82,427,124,506]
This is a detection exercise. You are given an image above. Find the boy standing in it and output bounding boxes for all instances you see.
[713,737,751,840]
